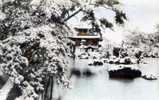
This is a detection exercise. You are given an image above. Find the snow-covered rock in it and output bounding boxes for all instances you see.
[108,65,141,79]
[88,59,103,66]
[142,73,157,80]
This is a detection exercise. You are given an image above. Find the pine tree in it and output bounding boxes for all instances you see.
[0,0,126,99]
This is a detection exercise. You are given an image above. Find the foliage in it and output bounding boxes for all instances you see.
[0,0,126,99]
[124,29,159,58]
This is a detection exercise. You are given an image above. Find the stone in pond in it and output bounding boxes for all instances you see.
[108,65,141,79]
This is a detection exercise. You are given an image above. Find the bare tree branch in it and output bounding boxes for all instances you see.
[63,8,83,22]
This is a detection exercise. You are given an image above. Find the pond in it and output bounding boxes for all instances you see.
[63,58,159,100]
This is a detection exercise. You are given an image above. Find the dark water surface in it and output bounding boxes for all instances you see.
[63,58,159,100]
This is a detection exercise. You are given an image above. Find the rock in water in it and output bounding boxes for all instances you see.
[108,65,141,79]
[142,74,157,80]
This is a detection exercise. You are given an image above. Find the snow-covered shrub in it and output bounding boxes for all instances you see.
[0,24,73,99]
[0,0,74,99]
[0,0,126,99]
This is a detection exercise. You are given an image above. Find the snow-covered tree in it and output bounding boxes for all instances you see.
[0,0,126,99]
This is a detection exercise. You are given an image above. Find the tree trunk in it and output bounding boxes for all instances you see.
[42,76,54,100]
[50,76,53,100]
[63,8,82,22]
[0,78,14,100]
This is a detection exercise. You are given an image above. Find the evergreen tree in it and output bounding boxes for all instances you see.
[0,0,126,99]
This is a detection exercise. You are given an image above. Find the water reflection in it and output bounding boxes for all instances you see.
[63,58,159,100]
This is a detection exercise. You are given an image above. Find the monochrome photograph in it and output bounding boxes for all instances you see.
[0,0,159,100]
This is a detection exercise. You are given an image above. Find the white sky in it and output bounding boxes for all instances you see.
[122,0,159,33]
[68,0,159,44]
[98,0,159,44]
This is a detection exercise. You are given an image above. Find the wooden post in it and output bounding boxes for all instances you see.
[42,76,54,100]
[43,76,50,100]
[50,76,54,100]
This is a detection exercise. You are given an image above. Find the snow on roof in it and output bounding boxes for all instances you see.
[69,35,101,39]
[73,21,92,29]
[85,45,99,48]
